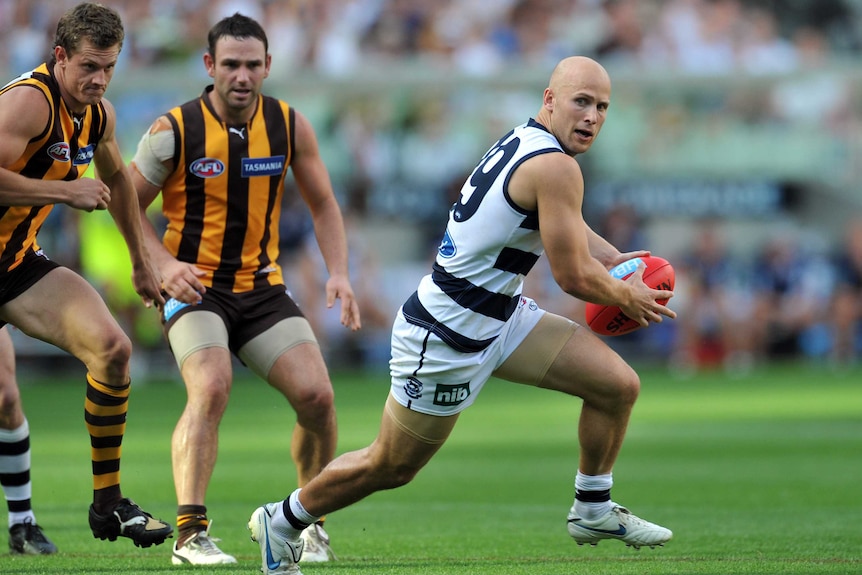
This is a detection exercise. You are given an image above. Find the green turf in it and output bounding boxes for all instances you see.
[4,362,861,574]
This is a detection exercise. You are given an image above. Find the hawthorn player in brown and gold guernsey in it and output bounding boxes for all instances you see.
[0,2,172,552]
[159,87,294,293]
[129,12,361,566]
[0,63,107,270]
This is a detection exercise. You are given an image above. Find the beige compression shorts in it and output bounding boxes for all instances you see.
[169,312,317,379]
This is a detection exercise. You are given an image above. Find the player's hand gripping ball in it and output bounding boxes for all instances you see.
[584,256,675,337]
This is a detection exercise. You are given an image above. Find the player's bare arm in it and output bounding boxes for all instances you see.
[0,86,110,210]
[130,117,206,305]
[584,224,650,269]
[291,110,361,331]
[518,153,673,326]
[93,98,164,308]
[582,224,675,326]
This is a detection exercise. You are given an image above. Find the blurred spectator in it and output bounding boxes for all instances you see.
[121,1,201,68]
[4,0,53,75]
[450,18,506,77]
[596,0,644,61]
[261,1,308,77]
[768,26,853,134]
[738,6,797,75]
[668,0,740,75]
[750,229,836,361]
[670,221,756,373]
[326,95,401,210]
[595,204,646,254]
[504,0,563,66]
[279,196,393,370]
[829,218,862,364]
[211,0,263,24]
[398,96,478,202]
[2,0,860,74]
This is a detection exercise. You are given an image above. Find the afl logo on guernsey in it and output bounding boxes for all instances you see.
[190,158,225,178]
[47,142,71,162]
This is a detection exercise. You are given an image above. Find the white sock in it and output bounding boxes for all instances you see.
[272,489,319,539]
[574,471,613,520]
[0,420,35,528]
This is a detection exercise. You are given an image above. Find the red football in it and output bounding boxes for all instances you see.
[584,256,675,337]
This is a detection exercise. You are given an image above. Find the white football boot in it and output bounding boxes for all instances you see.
[299,522,336,562]
[171,522,237,565]
[567,504,672,549]
[249,503,305,575]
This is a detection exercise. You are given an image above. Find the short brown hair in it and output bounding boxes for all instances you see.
[52,2,125,62]
[207,12,268,57]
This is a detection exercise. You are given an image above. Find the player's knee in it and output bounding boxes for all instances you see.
[614,366,640,408]
[0,383,21,421]
[188,382,232,417]
[94,329,133,374]
[363,445,424,490]
[379,461,422,489]
[293,384,335,425]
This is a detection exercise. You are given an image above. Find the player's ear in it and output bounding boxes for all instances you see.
[543,88,554,111]
[264,53,272,78]
[54,45,68,67]
[203,52,215,78]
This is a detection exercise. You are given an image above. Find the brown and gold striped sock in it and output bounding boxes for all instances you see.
[177,504,209,547]
[85,374,128,513]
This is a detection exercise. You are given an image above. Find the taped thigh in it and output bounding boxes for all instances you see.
[167,311,229,370]
[493,313,579,386]
[384,393,458,445]
[237,317,318,380]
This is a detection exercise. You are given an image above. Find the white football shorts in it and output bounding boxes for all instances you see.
[389,295,545,416]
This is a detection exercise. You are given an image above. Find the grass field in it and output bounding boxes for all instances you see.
[2,361,861,574]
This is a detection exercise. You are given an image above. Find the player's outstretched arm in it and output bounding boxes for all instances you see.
[128,118,207,306]
[290,110,361,331]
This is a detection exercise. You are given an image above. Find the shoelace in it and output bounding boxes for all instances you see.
[190,521,225,555]
[304,523,337,560]
[613,506,646,527]
[304,529,323,553]
[20,519,50,544]
[112,499,152,533]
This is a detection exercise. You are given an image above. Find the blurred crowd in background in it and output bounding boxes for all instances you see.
[2,0,859,76]
[1,0,861,376]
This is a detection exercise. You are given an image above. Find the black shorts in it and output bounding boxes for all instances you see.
[161,284,306,356]
[0,251,62,327]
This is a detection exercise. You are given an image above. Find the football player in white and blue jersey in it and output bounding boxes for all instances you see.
[250,56,677,574]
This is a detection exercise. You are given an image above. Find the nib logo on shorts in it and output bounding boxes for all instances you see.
[433,382,470,406]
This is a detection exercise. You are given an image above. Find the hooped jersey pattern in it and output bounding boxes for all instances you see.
[0,64,106,273]
[161,86,294,293]
[403,119,564,352]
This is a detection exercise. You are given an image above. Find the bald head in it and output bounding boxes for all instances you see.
[536,56,612,156]
[548,56,611,94]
